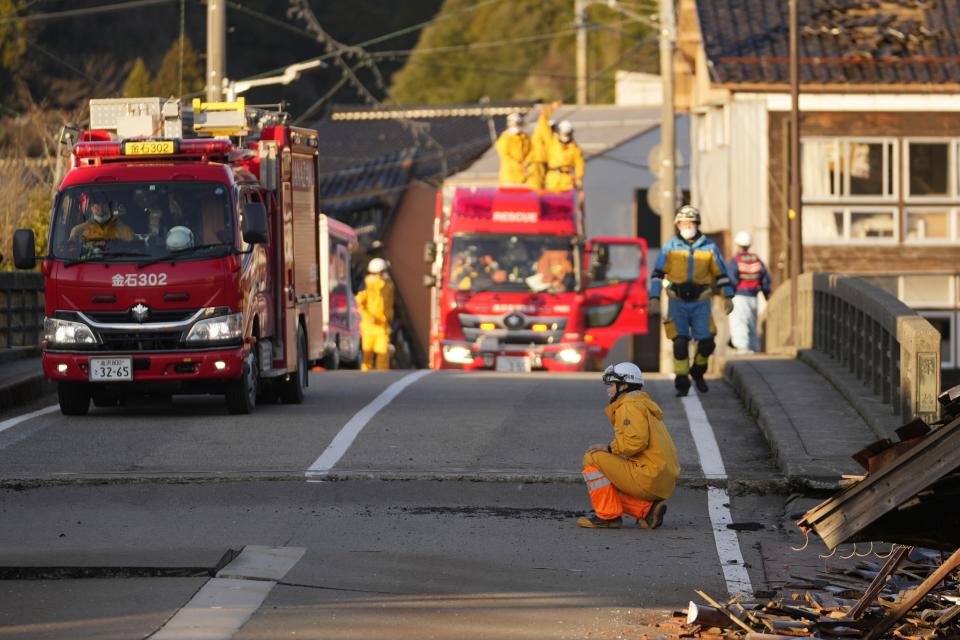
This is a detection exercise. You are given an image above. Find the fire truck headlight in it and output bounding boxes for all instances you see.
[44,317,97,346]
[557,348,583,364]
[186,312,243,343]
[442,345,474,364]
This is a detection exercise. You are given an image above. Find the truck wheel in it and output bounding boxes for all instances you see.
[280,326,306,404]
[58,382,90,416]
[225,350,258,415]
[322,345,340,371]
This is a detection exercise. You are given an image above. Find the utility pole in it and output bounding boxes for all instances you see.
[575,0,588,105]
[206,0,226,102]
[788,0,803,343]
[658,0,676,372]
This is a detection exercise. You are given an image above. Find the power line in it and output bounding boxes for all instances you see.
[371,28,585,59]
[0,0,177,25]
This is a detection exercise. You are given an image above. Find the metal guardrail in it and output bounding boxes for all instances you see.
[767,272,941,425]
[0,273,44,349]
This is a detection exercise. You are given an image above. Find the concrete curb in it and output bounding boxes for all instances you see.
[798,349,902,440]
[724,358,854,490]
[0,372,54,413]
[0,347,40,365]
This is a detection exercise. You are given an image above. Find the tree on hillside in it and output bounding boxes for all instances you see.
[152,36,204,98]
[123,58,153,98]
[0,0,28,110]
[390,0,655,105]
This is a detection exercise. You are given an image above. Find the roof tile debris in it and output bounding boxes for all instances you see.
[696,0,960,85]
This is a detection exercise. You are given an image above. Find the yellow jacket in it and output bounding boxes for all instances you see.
[495,131,532,186]
[69,218,135,242]
[357,274,394,335]
[545,136,584,192]
[604,390,680,500]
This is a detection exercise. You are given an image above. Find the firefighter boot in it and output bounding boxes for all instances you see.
[639,501,667,530]
[674,374,691,397]
[577,514,623,529]
[690,363,709,393]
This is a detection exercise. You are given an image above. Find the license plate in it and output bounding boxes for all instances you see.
[89,357,133,381]
[495,356,531,373]
[124,140,175,155]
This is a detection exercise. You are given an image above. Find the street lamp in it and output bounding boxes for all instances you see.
[224,59,327,102]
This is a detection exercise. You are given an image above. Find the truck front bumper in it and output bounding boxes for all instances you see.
[438,340,587,372]
[43,347,247,392]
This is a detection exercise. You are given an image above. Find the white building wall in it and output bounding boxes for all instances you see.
[584,116,690,240]
[691,100,770,265]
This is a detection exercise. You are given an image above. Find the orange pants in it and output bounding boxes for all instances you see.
[582,462,656,521]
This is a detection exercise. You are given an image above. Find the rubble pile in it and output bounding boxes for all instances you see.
[658,547,960,640]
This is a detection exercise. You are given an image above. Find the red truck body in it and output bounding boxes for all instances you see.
[427,186,648,372]
[15,99,359,414]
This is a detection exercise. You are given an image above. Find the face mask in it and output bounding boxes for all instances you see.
[559,133,571,143]
[508,126,520,134]
[92,209,110,224]
[680,227,697,240]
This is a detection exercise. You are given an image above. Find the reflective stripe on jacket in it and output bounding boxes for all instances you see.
[727,252,771,298]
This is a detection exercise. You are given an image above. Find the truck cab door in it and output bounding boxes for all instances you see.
[583,238,649,362]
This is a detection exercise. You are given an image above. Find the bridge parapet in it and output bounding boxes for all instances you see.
[766,272,941,425]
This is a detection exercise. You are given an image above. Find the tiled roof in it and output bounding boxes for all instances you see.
[696,0,960,85]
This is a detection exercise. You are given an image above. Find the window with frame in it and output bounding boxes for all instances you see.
[803,206,896,243]
[802,138,896,200]
[906,140,952,198]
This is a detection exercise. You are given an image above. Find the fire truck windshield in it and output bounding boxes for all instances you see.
[50,182,236,264]
[449,234,580,294]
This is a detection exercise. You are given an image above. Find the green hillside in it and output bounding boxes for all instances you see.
[389,0,657,104]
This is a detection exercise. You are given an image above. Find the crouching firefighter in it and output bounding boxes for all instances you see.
[649,206,735,397]
[578,363,680,529]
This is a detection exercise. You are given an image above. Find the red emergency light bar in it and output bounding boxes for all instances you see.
[73,139,234,161]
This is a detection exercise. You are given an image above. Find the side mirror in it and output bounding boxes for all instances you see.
[423,241,437,263]
[13,229,36,270]
[241,202,267,245]
[423,274,437,288]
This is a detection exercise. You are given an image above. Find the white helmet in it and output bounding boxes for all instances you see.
[601,362,644,386]
[368,257,387,274]
[557,120,573,140]
[734,231,752,248]
[507,112,523,127]
[165,226,194,251]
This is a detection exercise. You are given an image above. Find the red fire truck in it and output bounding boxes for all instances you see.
[13,97,359,415]
[425,186,649,371]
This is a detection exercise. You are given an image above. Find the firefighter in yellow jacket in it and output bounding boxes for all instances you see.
[579,363,680,529]
[69,199,135,243]
[545,120,584,192]
[357,257,394,371]
[495,113,535,187]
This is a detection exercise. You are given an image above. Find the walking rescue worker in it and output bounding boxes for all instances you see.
[495,112,534,187]
[649,205,735,397]
[579,362,679,529]
[356,257,394,371]
[69,197,135,243]
[726,231,771,354]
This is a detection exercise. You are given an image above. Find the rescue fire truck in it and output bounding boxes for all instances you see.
[425,186,649,371]
[13,97,360,415]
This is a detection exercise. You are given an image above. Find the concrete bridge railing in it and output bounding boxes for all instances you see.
[0,273,44,349]
[766,272,941,425]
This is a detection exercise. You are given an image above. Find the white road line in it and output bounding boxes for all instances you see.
[0,405,59,435]
[151,546,306,640]
[680,392,753,597]
[305,370,432,478]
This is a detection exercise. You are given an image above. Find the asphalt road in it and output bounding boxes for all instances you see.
[0,371,831,640]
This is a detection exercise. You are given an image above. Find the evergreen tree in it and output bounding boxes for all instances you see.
[0,0,27,110]
[151,36,204,98]
[123,58,153,98]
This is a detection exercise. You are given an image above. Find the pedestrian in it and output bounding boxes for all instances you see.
[578,362,679,529]
[649,205,735,397]
[356,257,394,371]
[726,232,771,354]
[495,112,534,188]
